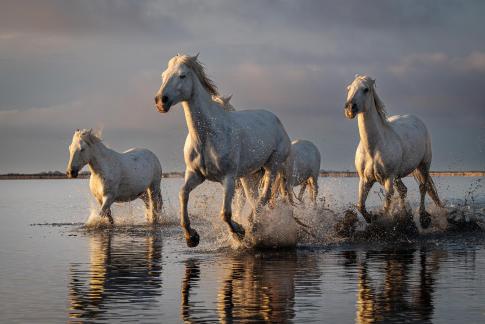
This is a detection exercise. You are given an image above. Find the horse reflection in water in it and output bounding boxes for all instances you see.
[68,231,162,321]
[181,253,321,323]
[346,248,446,324]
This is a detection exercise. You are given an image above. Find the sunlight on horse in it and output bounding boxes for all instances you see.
[344,75,444,229]
[154,54,292,247]
[66,129,163,225]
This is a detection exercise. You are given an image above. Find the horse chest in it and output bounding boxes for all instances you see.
[89,175,106,201]
[186,145,228,181]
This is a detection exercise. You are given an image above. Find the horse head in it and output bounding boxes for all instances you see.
[154,53,218,113]
[66,129,98,178]
[344,75,381,119]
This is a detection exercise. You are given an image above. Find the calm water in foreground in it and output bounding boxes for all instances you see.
[0,177,484,323]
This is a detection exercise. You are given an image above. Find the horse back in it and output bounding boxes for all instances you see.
[119,148,162,185]
[388,114,431,176]
[231,109,291,173]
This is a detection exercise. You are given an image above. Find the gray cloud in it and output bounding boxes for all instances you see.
[0,0,484,172]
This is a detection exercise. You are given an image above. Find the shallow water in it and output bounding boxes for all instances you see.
[0,178,484,323]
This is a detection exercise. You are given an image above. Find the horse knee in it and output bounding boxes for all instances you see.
[221,211,232,223]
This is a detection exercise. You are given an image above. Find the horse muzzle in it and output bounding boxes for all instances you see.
[154,95,171,113]
[66,169,78,178]
[344,104,357,119]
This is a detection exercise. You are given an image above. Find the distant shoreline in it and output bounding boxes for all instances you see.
[0,170,483,180]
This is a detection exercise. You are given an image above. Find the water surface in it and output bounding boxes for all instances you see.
[0,178,484,323]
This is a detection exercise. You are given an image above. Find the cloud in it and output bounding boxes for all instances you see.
[389,51,485,77]
[0,1,484,171]
[457,51,485,72]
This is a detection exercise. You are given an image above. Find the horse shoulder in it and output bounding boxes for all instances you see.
[89,173,106,202]
[183,136,203,170]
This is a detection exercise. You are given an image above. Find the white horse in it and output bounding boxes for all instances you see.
[66,129,163,224]
[278,140,321,206]
[154,54,291,247]
[344,75,443,228]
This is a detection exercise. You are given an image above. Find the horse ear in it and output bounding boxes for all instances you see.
[192,53,199,61]
[224,94,232,104]
[354,74,360,79]
[370,78,376,86]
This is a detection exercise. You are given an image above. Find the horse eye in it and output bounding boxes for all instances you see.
[180,74,186,79]
[363,87,369,93]
[80,148,85,152]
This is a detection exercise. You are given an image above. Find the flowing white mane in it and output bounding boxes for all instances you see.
[357,75,388,122]
[170,54,234,111]
[76,129,102,145]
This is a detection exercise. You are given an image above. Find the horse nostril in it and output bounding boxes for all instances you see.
[154,96,160,104]
[161,96,169,104]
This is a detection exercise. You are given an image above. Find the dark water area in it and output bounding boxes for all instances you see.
[0,178,484,323]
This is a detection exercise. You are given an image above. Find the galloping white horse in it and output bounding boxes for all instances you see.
[154,54,291,247]
[344,75,443,228]
[66,129,163,224]
[279,140,321,205]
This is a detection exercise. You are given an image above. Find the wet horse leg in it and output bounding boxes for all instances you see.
[100,195,114,224]
[358,177,375,223]
[179,171,205,247]
[149,182,162,224]
[221,176,245,240]
[394,178,408,212]
[383,177,395,215]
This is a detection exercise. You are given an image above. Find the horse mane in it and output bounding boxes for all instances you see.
[358,75,388,123]
[76,128,102,145]
[170,54,236,112]
[170,54,219,96]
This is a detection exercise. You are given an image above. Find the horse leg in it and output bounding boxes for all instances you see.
[148,182,162,225]
[233,179,246,213]
[275,173,292,205]
[383,177,395,215]
[358,178,374,223]
[100,195,115,225]
[394,178,408,212]
[141,192,153,223]
[258,168,277,208]
[221,176,245,240]
[413,164,434,229]
[310,176,319,207]
[180,171,205,247]
[297,180,307,202]
[240,176,259,223]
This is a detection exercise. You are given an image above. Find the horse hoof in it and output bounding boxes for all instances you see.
[231,223,246,241]
[185,230,200,248]
[420,212,432,229]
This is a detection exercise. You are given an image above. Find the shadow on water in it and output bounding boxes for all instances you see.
[68,229,163,321]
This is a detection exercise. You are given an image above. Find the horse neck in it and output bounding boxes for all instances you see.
[181,78,225,145]
[87,141,117,176]
[357,100,389,153]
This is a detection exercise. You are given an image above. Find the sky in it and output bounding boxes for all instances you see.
[0,0,484,173]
